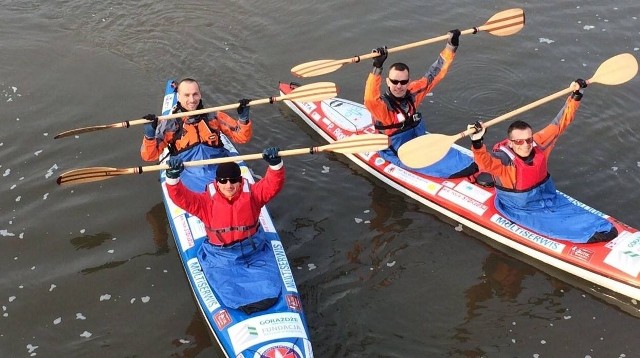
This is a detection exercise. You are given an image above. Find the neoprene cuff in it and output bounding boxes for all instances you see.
[472,139,484,149]
[165,177,180,185]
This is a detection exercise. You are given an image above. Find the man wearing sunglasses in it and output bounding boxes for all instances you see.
[140,78,254,192]
[364,29,477,179]
[468,80,617,244]
[163,147,287,312]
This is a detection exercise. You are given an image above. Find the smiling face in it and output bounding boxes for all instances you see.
[386,68,410,98]
[177,80,202,111]
[216,178,242,200]
[508,127,534,157]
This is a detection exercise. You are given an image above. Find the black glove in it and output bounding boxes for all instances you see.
[237,98,251,121]
[262,147,282,166]
[166,157,184,179]
[467,121,485,149]
[575,78,588,89]
[448,29,461,46]
[372,47,388,69]
[143,114,158,138]
[571,78,587,100]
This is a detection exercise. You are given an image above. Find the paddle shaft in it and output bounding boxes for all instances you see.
[290,8,524,77]
[54,81,338,138]
[127,97,274,127]
[56,133,389,185]
[456,87,574,140]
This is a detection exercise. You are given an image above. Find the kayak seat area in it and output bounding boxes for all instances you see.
[239,296,279,315]
[475,172,495,188]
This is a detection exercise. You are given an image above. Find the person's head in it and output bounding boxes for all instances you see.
[215,162,243,199]
[177,78,202,111]
[386,63,411,98]
[507,120,534,157]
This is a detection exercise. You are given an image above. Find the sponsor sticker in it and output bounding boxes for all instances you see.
[286,294,302,312]
[568,246,594,262]
[174,215,195,251]
[214,309,232,330]
[258,207,277,233]
[253,342,305,358]
[438,186,488,216]
[490,214,566,253]
[187,215,206,240]
[454,180,493,203]
[272,241,298,292]
[299,101,317,114]
[229,312,308,354]
[322,99,372,131]
[384,165,441,195]
[162,93,175,113]
[187,258,221,312]
[604,232,640,277]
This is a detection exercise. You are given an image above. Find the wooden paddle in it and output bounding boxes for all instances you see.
[54,82,339,139]
[290,8,525,78]
[56,133,389,186]
[398,53,639,168]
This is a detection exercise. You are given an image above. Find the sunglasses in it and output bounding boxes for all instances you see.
[509,137,534,145]
[388,78,409,85]
[216,177,242,184]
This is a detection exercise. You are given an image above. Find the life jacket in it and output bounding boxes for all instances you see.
[374,92,422,136]
[203,179,260,245]
[167,101,224,155]
[494,139,549,191]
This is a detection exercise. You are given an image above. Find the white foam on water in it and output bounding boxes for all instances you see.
[45,164,58,179]
[34,150,43,156]
[1,230,16,237]
[80,331,92,338]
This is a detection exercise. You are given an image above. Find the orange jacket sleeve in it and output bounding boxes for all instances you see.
[409,44,457,107]
[215,111,253,144]
[533,95,581,157]
[141,136,169,162]
[472,144,518,189]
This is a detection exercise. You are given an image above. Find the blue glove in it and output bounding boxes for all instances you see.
[143,114,158,138]
[262,147,282,166]
[237,99,251,121]
[166,157,184,179]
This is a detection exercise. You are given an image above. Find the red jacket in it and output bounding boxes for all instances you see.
[472,95,580,189]
[165,164,285,245]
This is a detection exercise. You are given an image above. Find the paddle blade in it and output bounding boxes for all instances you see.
[481,8,525,36]
[57,167,137,186]
[283,82,338,102]
[398,134,458,168]
[321,134,389,154]
[291,60,344,78]
[589,53,638,86]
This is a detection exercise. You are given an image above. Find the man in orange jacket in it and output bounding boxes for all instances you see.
[141,78,253,191]
[364,30,477,178]
[469,79,617,243]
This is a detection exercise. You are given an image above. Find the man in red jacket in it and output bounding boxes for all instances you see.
[164,148,285,313]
